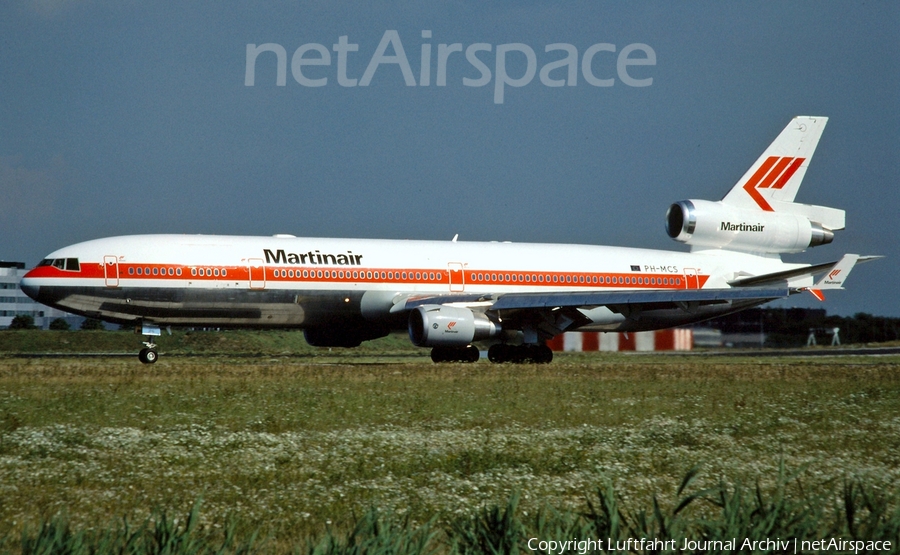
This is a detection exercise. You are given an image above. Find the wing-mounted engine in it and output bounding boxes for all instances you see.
[666,199,835,254]
[408,305,501,347]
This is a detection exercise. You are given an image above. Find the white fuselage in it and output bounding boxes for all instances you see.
[21,234,804,334]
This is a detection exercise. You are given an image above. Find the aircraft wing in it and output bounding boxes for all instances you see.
[727,253,880,301]
[485,287,790,310]
[396,287,790,313]
[728,254,880,288]
[396,286,790,339]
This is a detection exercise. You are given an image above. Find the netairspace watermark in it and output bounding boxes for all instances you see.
[525,536,894,554]
[244,30,656,104]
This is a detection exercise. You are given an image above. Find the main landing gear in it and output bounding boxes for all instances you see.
[487,344,553,364]
[430,345,480,363]
[429,344,553,364]
[136,323,162,364]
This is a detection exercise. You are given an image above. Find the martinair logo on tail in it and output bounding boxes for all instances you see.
[822,269,844,286]
[743,156,806,211]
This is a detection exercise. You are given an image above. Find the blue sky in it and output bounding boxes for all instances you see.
[1,1,897,316]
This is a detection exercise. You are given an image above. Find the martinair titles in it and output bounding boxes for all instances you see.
[21,116,878,364]
[264,249,363,266]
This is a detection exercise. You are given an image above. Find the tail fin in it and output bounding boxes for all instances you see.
[722,116,844,230]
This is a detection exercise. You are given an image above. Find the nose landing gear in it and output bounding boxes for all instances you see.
[138,344,158,364]
[136,323,162,364]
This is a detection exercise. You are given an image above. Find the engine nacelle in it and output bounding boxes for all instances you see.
[665,199,833,254]
[408,305,501,347]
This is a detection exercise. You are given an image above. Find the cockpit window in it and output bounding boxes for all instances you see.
[39,258,81,271]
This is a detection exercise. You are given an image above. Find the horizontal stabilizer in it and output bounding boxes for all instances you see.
[730,254,880,291]
[812,254,859,290]
[729,260,840,288]
[769,201,845,231]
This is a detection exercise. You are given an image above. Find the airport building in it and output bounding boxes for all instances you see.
[0,261,82,329]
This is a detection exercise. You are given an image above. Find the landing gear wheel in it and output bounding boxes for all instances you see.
[138,348,158,364]
[535,345,553,364]
[431,347,447,363]
[430,345,480,363]
[487,344,553,364]
[488,344,508,363]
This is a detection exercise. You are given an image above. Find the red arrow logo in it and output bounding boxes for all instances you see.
[742,156,805,211]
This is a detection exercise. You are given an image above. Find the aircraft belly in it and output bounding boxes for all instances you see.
[35,285,366,328]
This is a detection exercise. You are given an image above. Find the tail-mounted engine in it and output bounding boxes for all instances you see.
[666,199,834,254]
[408,305,501,347]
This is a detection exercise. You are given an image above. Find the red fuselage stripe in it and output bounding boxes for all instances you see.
[26,263,710,289]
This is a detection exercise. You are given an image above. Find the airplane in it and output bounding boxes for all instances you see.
[20,116,878,364]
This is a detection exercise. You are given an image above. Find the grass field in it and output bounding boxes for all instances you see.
[0,332,898,551]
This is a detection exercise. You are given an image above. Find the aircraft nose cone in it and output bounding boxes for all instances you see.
[19,280,40,302]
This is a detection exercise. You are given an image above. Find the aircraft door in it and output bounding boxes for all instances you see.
[103,256,119,287]
[248,258,266,290]
[683,268,699,289]
[448,262,465,292]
